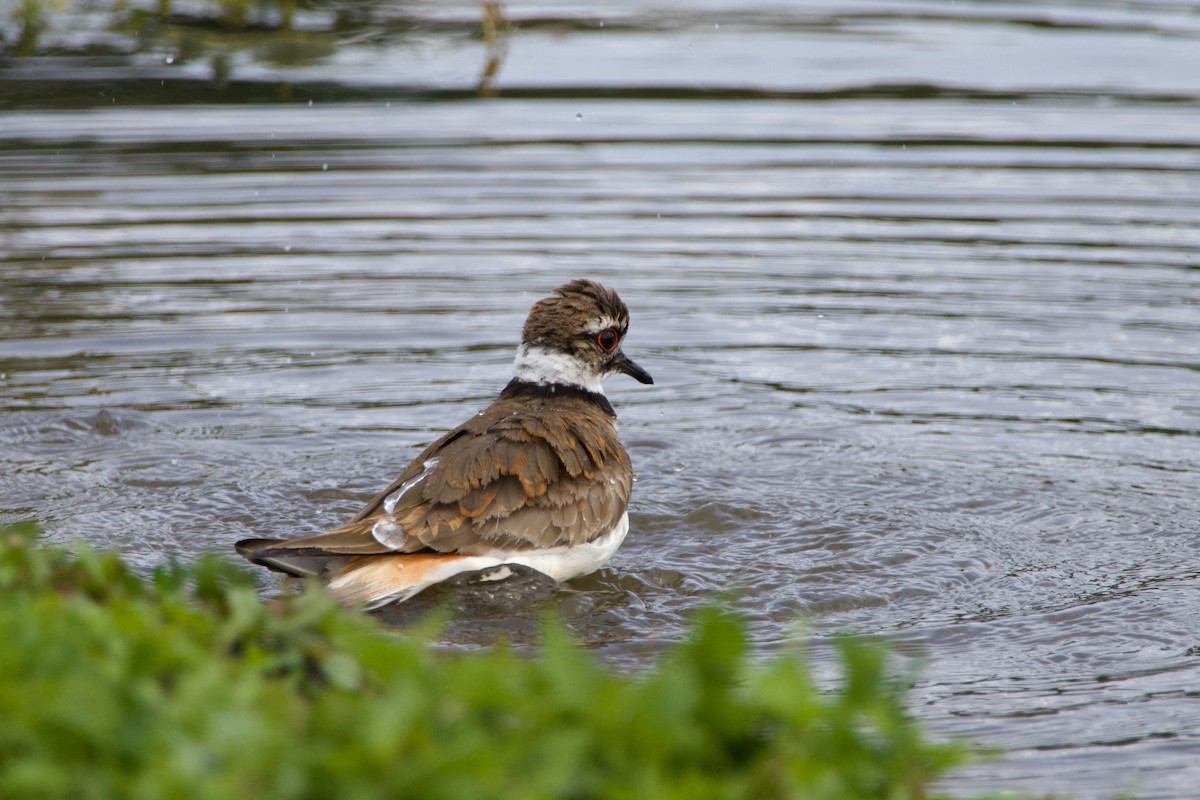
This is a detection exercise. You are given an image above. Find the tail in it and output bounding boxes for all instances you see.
[236,539,476,609]
[234,538,347,579]
[325,553,470,609]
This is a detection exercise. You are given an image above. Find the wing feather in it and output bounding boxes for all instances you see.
[239,395,632,569]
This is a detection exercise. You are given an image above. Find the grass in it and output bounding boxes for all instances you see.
[0,520,973,799]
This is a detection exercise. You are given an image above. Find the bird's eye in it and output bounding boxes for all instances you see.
[596,328,619,352]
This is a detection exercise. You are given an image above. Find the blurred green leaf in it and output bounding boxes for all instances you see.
[0,521,980,799]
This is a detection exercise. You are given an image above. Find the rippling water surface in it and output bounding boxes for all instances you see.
[3,2,1200,796]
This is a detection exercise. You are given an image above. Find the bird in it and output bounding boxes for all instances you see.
[235,279,653,609]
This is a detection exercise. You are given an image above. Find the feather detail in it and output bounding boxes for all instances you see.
[327,553,470,609]
[236,279,648,607]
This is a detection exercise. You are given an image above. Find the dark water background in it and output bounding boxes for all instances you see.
[3,1,1200,796]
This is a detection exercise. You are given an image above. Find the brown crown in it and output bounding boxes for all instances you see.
[522,279,630,347]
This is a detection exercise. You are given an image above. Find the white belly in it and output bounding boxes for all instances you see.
[498,511,630,582]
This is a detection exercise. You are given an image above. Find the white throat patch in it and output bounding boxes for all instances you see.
[513,344,605,394]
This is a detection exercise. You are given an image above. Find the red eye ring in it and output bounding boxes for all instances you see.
[596,328,619,352]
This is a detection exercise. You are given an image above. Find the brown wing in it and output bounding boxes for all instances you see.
[240,393,632,564]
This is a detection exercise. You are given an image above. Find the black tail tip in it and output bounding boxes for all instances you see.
[234,537,280,560]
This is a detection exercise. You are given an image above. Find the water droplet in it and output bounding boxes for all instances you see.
[575,113,583,121]
[322,163,329,171]
[308,99,313,107]
[164,54,175,64]
[284,244,292,252]
[673,463,684,473]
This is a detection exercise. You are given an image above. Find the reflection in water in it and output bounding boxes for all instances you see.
[3,2,1200,798]
[477,1,510,97]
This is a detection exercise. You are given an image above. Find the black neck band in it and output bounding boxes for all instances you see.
[498,378,616,417]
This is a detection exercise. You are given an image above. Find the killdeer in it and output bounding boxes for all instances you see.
[236,279,653,609]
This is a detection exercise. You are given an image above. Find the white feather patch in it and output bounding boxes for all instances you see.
[513,344,605,394]
[371,516,407,549]
[583,316,619,335]
[373,457,441,548]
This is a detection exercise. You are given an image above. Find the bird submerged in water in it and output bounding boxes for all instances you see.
[236,279,653,609]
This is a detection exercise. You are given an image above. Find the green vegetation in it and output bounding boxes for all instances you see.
[3,0,471,63]
[2,0,507,106]
[0,520,971,799]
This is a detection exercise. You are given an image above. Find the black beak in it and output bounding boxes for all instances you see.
[616,352,654,385]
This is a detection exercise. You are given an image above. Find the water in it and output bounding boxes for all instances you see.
[3,1,1200,796]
